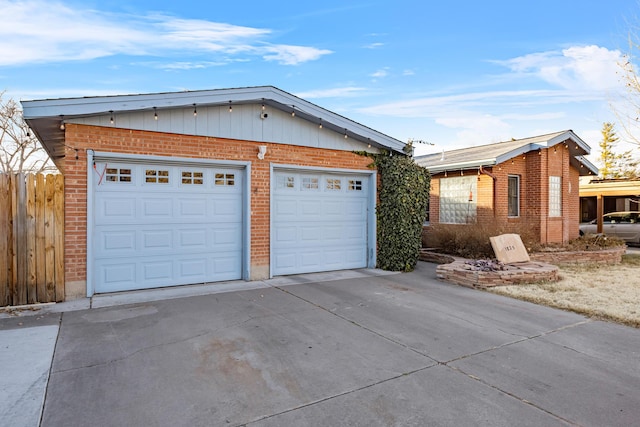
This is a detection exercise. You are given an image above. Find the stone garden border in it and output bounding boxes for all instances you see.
[419,245,627,289]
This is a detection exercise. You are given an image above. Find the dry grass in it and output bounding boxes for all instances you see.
[488,254,640,328]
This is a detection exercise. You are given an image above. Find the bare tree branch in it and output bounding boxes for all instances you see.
[0,91,57,173]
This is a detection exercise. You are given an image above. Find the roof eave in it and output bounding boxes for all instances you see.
[574,155,599,176]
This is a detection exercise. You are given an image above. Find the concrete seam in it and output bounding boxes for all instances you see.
[243,365,435,426]
[38,313,63,427]
[446,364,579,426]
[271,284,440,364]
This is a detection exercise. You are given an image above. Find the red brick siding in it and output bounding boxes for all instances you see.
[62,124,374,286]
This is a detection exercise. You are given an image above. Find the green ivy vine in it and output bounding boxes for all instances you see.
[357,146,431,272]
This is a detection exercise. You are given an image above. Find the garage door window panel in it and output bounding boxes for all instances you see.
[105,167,132,183]
[302,176,319,191]
[215,173,235,186]
[326,178,342,191]
[145,169,170,184]
[276,174,296,190]
[348,179,363,191]
[181,170,204,185]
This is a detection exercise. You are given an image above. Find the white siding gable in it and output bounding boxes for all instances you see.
[71,103,378,153]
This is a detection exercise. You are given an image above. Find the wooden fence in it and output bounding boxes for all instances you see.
[1,173,64,306]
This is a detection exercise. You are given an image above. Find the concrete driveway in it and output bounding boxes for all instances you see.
[4,262,640,426]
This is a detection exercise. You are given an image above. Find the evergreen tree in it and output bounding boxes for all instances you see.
[598,122,638,179]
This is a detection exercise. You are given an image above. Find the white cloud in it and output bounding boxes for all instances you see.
[262,44,333,66]
[364,43,384,49]
[358,89,579,118]
[495,45,625,92]
[370,68,389,79]
[136,61,231,70]
[436,111,510,135]
[0,0,331,66]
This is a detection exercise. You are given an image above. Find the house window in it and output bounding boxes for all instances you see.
[439,176,477,224]
[508,175,520,217]
[549,176,562,217]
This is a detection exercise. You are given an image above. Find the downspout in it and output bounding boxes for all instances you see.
[479,165,497,216]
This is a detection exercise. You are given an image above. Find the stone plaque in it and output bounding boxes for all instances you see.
[490,233,530,264]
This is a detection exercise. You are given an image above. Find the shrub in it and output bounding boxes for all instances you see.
[563,234,626,251]
[423,219,540,259]
[423,221,627,259]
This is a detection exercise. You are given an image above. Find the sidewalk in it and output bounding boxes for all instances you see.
[0,314,60,427]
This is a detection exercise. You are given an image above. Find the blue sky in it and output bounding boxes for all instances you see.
[1,0,638,161]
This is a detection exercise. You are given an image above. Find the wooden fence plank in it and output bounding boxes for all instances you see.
[53,174,65,302]
[9,175,17,305]
[15,173,27,305]
[26,174,37,303]
[35,173,47,302]
[44,175,56,303]
[0,174,8,306]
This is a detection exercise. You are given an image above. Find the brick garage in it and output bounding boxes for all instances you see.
[416,131,598,245]
[22,86,405,299]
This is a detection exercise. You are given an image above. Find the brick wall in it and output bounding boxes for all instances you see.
[62,124,374,296]
[428,144,581,245]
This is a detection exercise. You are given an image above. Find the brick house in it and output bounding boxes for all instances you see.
[415,130,598,245]
[22,86,405,299]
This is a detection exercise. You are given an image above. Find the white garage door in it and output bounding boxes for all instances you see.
[92,160,244,293]
[272,170,370,276]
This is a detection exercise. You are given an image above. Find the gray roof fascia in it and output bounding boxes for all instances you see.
[494,142,546,165]
[423,158,497,174]
[21,86,406,153]
[547,130,590,154]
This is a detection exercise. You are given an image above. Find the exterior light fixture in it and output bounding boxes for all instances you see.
[257,145,267,160]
